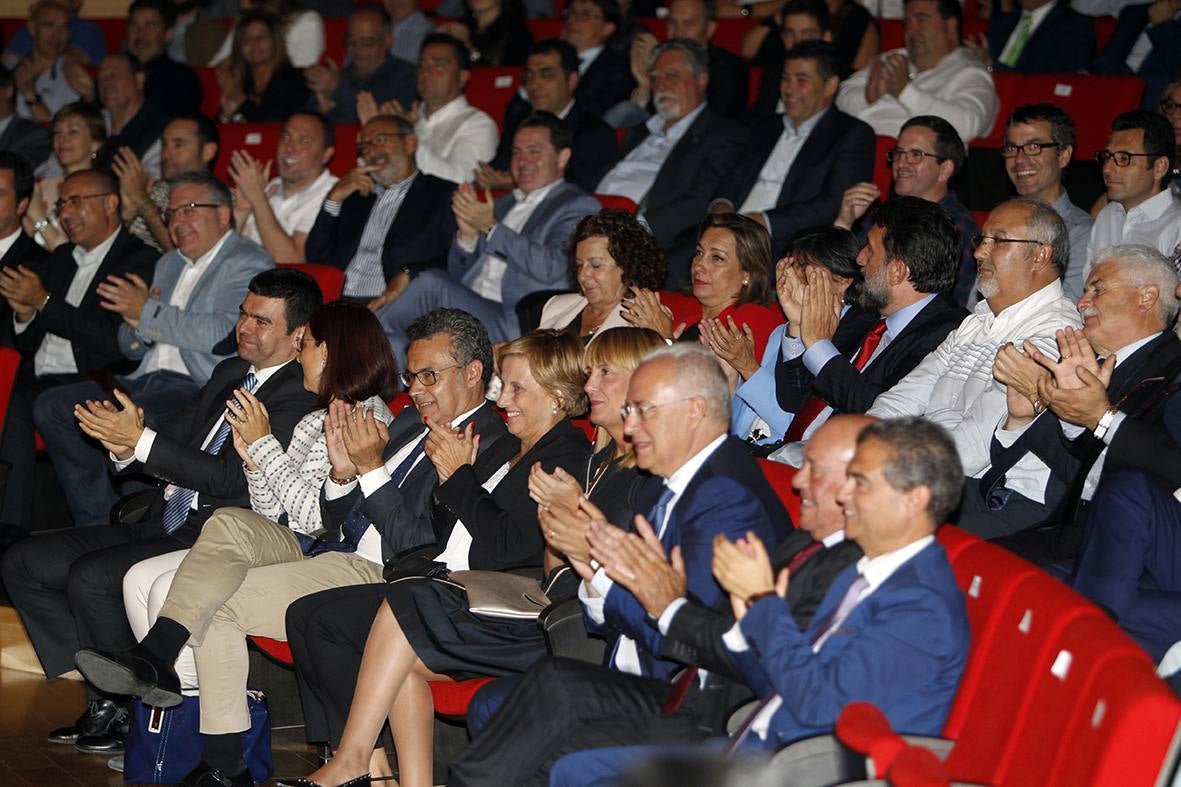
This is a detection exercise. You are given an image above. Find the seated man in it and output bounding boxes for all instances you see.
[1001,104,1092,300]
[231,111,338,264]
[304,4,416,125]
[562,0,636,119]
[305,115,456,306]
[3,0,106,65]
[126,0,203,119]
[385,0,434,66]
[92,53,166,177]
[711,40,874,258]
[0,268,320,758]
[4,0,88,122]
[34,171,274,527]
[450,415,867,785]
[375,112,600,368]
[868,198,1081,485]
[0,168,157,532]
[482,38,618,193]
[836,0,998,144]
[972,0,1094,73]
[748,0,838,118]
[835,115,979,305]
[1092,0,1181,110]
[0,65,51,168]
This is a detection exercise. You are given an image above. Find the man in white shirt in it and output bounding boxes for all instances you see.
[836,0,998,144]
[375,112,599,369]
[230,110,339,264]
[1088,110,1181,281]
[868,197,1082,481]
[4,1,88,123]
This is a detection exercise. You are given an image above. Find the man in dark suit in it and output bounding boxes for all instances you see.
[563,0,636,119]
[770,197,967,462]
[306,114,456,307]
[980,0,1094,74]
[0,66,50,169]
[449,344,788,787]
[711,41,874,258]
[543,418,969,786]
[0,167,156,532]
[1092,0,1181,110]
[93,53,166,177]
[595,39,746,283]
[0,268,321,757]
[126,0,203,119]
[0,151,47,312]
[480,39,618,193]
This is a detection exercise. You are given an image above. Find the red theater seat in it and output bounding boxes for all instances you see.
[1012,74,1144,161]
[213,123,282,182]
[756,459,800,526]
[0,347,22,436]
[593,194,637,214]
[873,135,895,197]
[277,263,344,301]
[465,68,521,130]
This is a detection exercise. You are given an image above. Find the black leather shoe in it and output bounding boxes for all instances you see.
[75,645,182,708]
[47,699,122,745]
[274,775,372,787]
[75,702,129,754]
[179,761,254,787]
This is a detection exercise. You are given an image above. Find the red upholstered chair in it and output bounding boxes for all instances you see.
[974,71,1023,149]
[747,66,764,108]
[756,458,800,526]
[526,19,565,41]
[465,67,521,129]
[331,124,360,178]
[213,123,283,182]
[1013,74,1145,161]
[388,392,413,416]
[873,136,895,197]
[322,18,347,65]
[970,210,989,231]
[593,194,638,214]
[711,18,756,54]
[880,20,904,51]
[276,263,344,301]
[933,523,981,565]
[196,67,221,118]
[0,347,23,436]
[1093,16,1117,51]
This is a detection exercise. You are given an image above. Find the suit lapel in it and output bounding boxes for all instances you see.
[776,109,835,204]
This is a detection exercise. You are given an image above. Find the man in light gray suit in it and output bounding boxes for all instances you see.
[34,170,274,526]
[375,112,600,368]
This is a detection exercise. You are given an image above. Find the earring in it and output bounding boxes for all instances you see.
[551,403,558,414]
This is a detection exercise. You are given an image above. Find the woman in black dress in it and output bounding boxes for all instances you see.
[440,0,533,67]
[216,10,311,122]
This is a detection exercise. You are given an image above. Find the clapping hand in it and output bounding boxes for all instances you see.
[834,183,880,230]
[0,265,48,320]
[325,400,358,479]
[587,514,687,619]
[424,418,478,483]
[539,493,599,570]
[528,463,583,514]
[699,315,758,380]
[452,183,496,239]
[993,342,1050,426]
[74,389,146,460]
[340,402,390,475]
[712,531,784,621]
[96,273,151,326]
[622,287,684,340]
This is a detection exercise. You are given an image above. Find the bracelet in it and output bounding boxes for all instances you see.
[327,471,357,485]
[37,293,50,311]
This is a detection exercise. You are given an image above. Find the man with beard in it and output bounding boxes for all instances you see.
[766,197,966,464]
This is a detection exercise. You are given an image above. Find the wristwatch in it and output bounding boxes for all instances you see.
[1093,408,1118,440]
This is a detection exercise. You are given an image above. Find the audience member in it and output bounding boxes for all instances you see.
[1002,104,1093,300]
[216,10,311,123]
[596,39,746,279]
[306,115,457,302]
[126,0,204,118]
[304,5,416,125]
[969,0,1094,73]
[869,198,1081,481]
[483,38,618,193]
[3,0,106,66]
[4,1,90,122]
[745,0,877,78]
[384,0,436,65]
[1092,0,1181,111]
[1089,110,1181,280]
[376,112,599,368]
[836,0,998,144]
[94,53,166,177]
[34,171,275,528]
[562,0,636,118]
[0,153,45,278]
[0,269,320,763]
[836,115,979,306]
[23,102,106,253]
[203,0,325,69]
[438,0,533,67]
[0,168,157,532]
[0,66,52,169]
[747,0,834,117]
[711,40,874,257]
[230,111,339,264]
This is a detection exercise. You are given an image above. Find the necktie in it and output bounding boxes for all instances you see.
[160,371,258,535]
[783,320,888,443]
[786,540,825,574]
[810,573,870,647]
[647,485,676,536]
[341,433,426,547]
[1000,12,1033,68]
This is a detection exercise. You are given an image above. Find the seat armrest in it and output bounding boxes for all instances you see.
[539,597,606,664]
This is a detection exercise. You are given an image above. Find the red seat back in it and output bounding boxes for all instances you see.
[933,523,981,565]
[756,459,800,526]
[213,123,282,182]
[873,135,895,197]
[0,347,23,436]
[277,263,344,301]
[465,67,522,130]
[1012,74,1144,161]
[593,194,637,214]
[388,392,413,415]
[196,67,221,120]
[330,124,361,178]
[975,71,1023,148]
[526,18,565,41]
[250,635,293,664]
[1093,16,1117,52]
[322,17,347,66]
[880,20,904,51]
[711,18,757,55]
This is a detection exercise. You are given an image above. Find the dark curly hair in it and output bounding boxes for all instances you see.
[565,209,667,292]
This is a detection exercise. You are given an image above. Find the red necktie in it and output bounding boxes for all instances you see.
[783,320,888,443]
[786,540,825,574]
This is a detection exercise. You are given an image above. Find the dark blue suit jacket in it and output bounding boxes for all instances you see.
[1092,3,1181,108]
[728,540,968,750]
[987,3,1095,73]
[592,436,789,680]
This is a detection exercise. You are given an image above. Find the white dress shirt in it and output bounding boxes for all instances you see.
[461,179,563,302]
[737,110,825,215]
[242,169,338,248]
[414,95,499,184]
[596,103,706,208]
[1086,189,1181,282]
[0,226,22,260]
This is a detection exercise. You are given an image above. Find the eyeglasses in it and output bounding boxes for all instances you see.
[400,364,459,388]
[1095,150,1157,167]
[1000,140,1060,158]
[620,397,692,422]
[885,148,947,165]
[1159,99,1181,115]
[357,132,407,151]
[161,202,220,224]
[53,192,112,214]
[562,7,604,21]
[971,234,1046,249]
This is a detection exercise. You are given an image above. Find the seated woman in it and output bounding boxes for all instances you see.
[23,101,106,251]
[439,0,533,67]
[539,209,667,341]
[205,0,326,69]
[216,10,312,123]
[279,327,666,787]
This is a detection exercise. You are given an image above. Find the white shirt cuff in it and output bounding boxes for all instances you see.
[132,427,157,464]
[589,566,615,598]
[324,476,358,500]
[577,576,607,625]
[455,231,479,253]
[323,200,342,217]
[722,620,750,652]
[358,465,393,497]
[657,597,689,635]
[780,333,805,361]
[12,313,30,333]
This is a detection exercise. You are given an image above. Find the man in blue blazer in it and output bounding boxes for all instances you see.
[1092,1,1181,109]
[985,0,1095,74]
[542,417,969,786]
[375,112,600,369]
[33,170,274,526]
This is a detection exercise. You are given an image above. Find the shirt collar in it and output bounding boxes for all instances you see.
[664,432,727,499]
[250,358,292,388]
[783,105,827,137]
[645,102,706,141]
[820,529,846,548]
[374,169,417,197]
[512,177,562,204]
[1124,188,1179,221]
[1111,331,1163,367]
[272,168,334,200]
[557,99,575,120]
[424,94,470,123]
[181,229,233,267]
[1024,1,1056,27]
[979,278,1065,319]
[855,535,934,593]
[74,226,121,268]
[885,292,937,337]
[578,45,604,72]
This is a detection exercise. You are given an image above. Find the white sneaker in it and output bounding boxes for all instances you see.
[107,754,124,773]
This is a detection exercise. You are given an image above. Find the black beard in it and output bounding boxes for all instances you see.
[853,283,887,314]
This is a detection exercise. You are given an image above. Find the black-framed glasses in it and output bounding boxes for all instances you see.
[1159,99,1181,115]
[620,397,692,422]
[1001,141,1061,158]
[400,364,459,388]
[885,148,947,165]
[53,192,112,214]
[161,202,221,224]
[971,234,1046,249]
[1096,150,1157,167]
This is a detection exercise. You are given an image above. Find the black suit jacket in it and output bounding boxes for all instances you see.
[715,107,875,255]
[575,46,637,119]
[1091,3,1181,107]
[706,45,749,119]
[987,4,1095,74]
[145,54,204,118]
[661,529,862,680]
[320,401,513,563]
[0,115,51,169]
[617,106,747,250]
[98,102,166,171]
[774,305,878,412]
[3,228,157,376]
[0,231,47,336]
[127,357,319,540]
[494,97,619,193]
[305,172,457,285]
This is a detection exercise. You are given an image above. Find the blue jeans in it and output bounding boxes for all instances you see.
[33,371,200,527]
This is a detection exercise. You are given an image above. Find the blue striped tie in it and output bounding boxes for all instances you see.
[340,433,427,547]
[160,372,258,535]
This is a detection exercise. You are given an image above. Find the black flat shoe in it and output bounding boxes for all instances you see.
[75,645,182,708]
[47,698,123,745]
[274,774,372,787]
[179,761,254,787]
[75,702,129,753]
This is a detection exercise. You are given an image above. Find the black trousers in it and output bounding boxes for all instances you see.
[0,524,192,679]
[285,582,388,746]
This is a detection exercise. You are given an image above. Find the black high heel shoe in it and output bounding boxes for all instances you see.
[273,775,371,787]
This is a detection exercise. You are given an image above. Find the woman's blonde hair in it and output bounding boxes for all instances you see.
[500,329,589,417]
[584,327,666,459]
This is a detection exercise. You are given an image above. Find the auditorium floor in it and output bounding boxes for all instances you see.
[0,666,321,786]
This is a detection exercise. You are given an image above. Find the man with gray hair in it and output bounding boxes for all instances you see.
[594,39,746,260]
[448,342,788,787]
[868,197,1082,518]
[34,169,274,527]
[975,243,1181,540]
